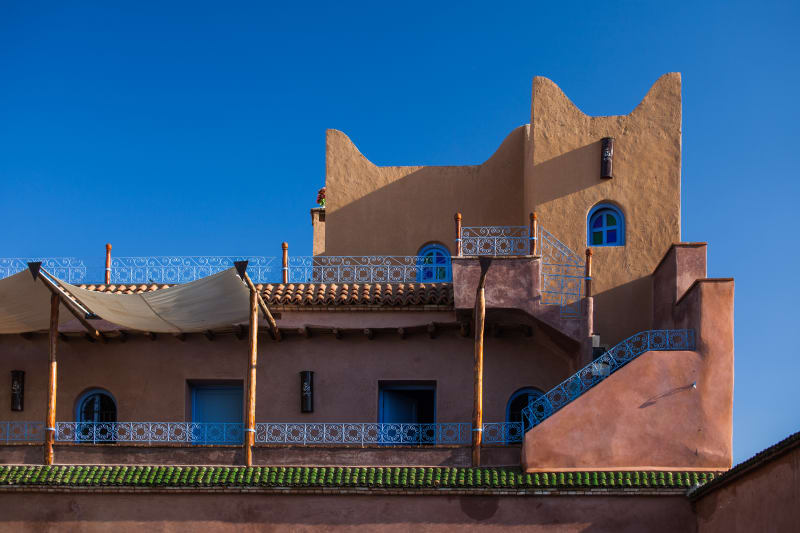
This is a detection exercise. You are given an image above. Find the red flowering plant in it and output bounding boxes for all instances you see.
[316,187,326,207]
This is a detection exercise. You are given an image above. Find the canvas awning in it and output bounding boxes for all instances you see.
[0,267,253,334]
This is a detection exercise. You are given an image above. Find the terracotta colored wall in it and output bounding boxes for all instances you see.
[522,278,734,471]
[324,126,526,256]
[311,207,326,256]
[0,492,697,532]
[694,445,800,533]
[527,74,682,345]
[0,312,571,428]
[653,243,707,328]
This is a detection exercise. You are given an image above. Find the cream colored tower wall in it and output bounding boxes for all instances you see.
[324,127,526,256]
[526,73,682,344]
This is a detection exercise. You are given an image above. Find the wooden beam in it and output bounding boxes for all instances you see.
[58,332,69,342]
[332,328,342,340]
[44,292,58,466]
[472,257,491,467]
[239,270,281,341]
[236,324,246,340]
[175,333,187,342]
[459,321,470,338]
[491,323,502,338]
[28,264,103,341]
[244,287,258,467]
[147,332,157,341]
[20,332,32,340]
[363,328,374,340]
[397,327,407,339]
[298,326,311,338]
[204,330,215,341]
[119,330,129,343]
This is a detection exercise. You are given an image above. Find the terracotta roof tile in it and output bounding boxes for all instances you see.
[78,282,454,308]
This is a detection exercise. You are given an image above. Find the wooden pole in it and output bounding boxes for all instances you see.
[472,257,491,467]
[281,242,289,284]
[244,287,258,467]
[530,213,538,255]
[454,213,462,256]
[44,292,58,465]
[241,271,281,341]
[585,248,593,298]
[28,263,102,340]
[104,243,112,285]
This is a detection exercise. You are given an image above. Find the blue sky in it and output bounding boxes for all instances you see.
[1,1,798,463]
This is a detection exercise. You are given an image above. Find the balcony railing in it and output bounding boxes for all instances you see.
[0,258,87,283]
[110,256,278,285]
[460,226,531,256]
[1,421,523,445]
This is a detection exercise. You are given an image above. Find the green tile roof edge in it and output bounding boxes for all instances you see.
[0,466,721,491]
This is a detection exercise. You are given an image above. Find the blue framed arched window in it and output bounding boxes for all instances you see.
[506,387,543,426]
[588,204,625,246]
[74,388,117,443]
[417,244,452,282]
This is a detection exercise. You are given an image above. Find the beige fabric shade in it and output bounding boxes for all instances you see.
[0,267,252,334]
[60,268,252,333]
[0,270,74,334]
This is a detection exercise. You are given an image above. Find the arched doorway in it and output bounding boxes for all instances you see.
[75,389,117,443]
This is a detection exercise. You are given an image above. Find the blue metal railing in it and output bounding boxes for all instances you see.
[1,421,524,445]
[521,329,696,431]
[0,258,88,284]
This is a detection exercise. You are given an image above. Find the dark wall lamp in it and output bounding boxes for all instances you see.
[601,137,614,179]
[11,371,24,411]
[300,371,314,413]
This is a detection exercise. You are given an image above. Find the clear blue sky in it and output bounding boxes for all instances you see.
[1,1,798,463]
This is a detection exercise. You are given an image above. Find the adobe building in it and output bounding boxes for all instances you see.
[0,73,774,532]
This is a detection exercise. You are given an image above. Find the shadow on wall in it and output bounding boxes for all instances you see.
[323,127,528,257]
[532,141,604,206]
[592,277,653,346]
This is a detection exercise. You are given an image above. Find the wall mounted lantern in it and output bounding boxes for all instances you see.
[300,371,314,413]
[601,137,614,179]
[11,371,24,411]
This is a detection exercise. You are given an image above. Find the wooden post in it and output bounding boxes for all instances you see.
[281,242,289,283]
[244,287,258,467]
[454,213,462,256]
[585,248,593,298]
[472,257,491,467]
[529,213,537,255]
[44,292,58,465]
[104,243,112,285]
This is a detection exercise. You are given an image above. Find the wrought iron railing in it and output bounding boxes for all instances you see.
[481,422,524,444]
[255,422,470,445]
[460,226,531,256]
[110,256,278,284]
[539,227,585,318]
[521,330,696,431]
[0,421,44,443]
[288,256,452,283]
[54,422,244,444]
[0,421,525,445]
[0,258,87,283]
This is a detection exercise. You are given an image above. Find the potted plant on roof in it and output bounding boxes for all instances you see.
[316,187,326,208]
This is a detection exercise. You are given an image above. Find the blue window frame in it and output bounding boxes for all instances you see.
[588,204,625,246]
[506,387,543,426]
[416,244,452,282]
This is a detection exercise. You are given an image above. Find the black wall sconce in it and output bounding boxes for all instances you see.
[300,371,314,413]
[11,371,24,411]
[601,137,614,179]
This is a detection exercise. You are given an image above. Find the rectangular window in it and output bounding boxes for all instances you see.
[378,381,436,424]
[188,381,243,444]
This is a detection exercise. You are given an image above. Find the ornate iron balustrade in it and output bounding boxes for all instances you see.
[0,258,87,283]
[539,228,585,318]
[110,256,278,284]
[54,422,244,444]
[1,422,524,446]
[521,330,696,432]
[460,226,531,256]
[481,422,523,444]
[254,422,470,445]
[287,256,451,284]
[0,421,44,443]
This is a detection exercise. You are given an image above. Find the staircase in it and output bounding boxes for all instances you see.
[522,329,696,431]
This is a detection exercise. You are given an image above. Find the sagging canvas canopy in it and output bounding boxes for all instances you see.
[0,267,253,334]
[0,270,75,334]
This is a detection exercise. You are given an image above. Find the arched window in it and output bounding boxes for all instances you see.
[416,244,452,282]
[588,204,625,246]
[75,389,117,443]
[506,387,543,426]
